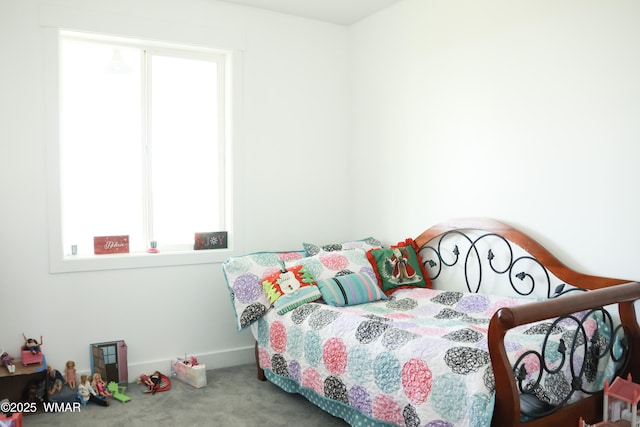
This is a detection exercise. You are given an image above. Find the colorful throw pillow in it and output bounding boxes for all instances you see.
[316,273,387,307]
[286,248,376,281]
[303,237,382,257]
[222,251,305,330]
[262,265,321,314]
[366,239,431,295]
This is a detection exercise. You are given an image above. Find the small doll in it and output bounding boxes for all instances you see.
[22,334,43,354]
[46,365,64,395]
[92,373,112,397]
[78,374,109,406]
[149,371,162,394]
[1,351,15,374]
[65,360,77,389]
[138,373,154,391]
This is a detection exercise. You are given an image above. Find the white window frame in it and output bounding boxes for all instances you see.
[42,5,245,273]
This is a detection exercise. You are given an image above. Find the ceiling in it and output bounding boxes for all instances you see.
[216,0,404,25]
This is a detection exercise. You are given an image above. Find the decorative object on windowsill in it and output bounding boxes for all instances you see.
[94,235,129,255]
[71,245,78,256]
[194,231,227,250]
[146,241,159,253]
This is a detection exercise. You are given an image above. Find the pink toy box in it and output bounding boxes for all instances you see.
[21,348,43,366]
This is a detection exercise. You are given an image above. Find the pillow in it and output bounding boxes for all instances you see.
[262,265,321,314]
[366,238,431,296]
[285,248,376,281]
[316,273,387,307]
[222,250,305,330]
[303,237,382,257]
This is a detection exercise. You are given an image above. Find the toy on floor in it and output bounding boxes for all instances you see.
[77,374,109,407]
[579,373,640,426]
[172,356,207,388]
[92,373,112,397]
[65,360,76,389]
[1,351,15,373]
[139,373,154,390]
[150,371,162,390]
[137,371,171,394]
[107,381,131,403]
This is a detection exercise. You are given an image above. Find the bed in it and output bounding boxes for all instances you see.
[222,218,640,426]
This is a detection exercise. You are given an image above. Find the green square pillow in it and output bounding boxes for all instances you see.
[262,265,321,314]
[366,238,431,295]
[316,272,386,307]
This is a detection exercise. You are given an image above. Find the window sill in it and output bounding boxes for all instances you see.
[49,249,234,273]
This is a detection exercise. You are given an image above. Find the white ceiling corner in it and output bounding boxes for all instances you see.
[216,0,404,25]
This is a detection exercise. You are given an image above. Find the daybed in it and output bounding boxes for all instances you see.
[222,218,640,426]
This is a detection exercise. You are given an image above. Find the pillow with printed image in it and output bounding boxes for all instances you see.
[262,265,322,314]
[366,238,431,295]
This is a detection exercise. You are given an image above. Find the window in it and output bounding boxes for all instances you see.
[46,27,241,272]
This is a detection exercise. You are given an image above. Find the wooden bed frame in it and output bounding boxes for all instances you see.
[255,218,640,426]
[414,218,640,426]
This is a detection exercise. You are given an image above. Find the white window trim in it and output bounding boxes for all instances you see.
[41,4,245,273]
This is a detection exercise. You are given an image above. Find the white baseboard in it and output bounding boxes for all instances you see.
[126,345,255,383]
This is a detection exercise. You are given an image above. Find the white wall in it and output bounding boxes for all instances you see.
[0,0,349,379]
[350,0,640,281]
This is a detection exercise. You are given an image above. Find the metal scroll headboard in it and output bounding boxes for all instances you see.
[417,229,581,299]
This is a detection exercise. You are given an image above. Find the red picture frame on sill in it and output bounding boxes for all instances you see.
[94,235,130,255]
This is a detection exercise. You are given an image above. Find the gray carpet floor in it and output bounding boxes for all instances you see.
[21,363,349,426]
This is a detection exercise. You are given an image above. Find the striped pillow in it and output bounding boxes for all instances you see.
[317,273,386,307]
